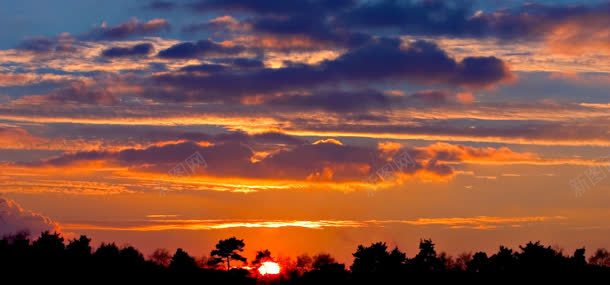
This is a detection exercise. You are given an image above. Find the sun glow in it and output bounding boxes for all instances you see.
[258,261,281,275]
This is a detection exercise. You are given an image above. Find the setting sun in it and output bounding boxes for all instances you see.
[258,261,281,276]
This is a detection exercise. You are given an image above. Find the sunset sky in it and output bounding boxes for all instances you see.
[1,0,609,263]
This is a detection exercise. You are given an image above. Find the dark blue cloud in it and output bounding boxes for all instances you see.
[151,38,512,102]
[18,37,57,52]
[248,14,372,48]
[185,0,368,48]
[265,90,390,113]
[179,63,227,73]
[186,0,608,44]
[178,57,264,73]
[86,18,170,41]
[157,39,245,58]
[338,0,610,39]
[101,43,154,57]
[231,58,264,68]
[17,35,77,53]
[263,89,467,113]
[44,81,117,105]
[338,0,477,36]
[36,136,451,180]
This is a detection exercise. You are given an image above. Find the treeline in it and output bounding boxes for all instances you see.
[2,231,610,284]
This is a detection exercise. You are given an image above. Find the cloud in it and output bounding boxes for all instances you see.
[262,89,480,113]
[182,15,248,34]
[186,0,608,53]
[395,216,567,230]
[262,90,390,113]
[284,118,610,147]
[87,18,170,40]
[27,139,406,182]
[470,2,610,41]
[157,39,245,59]
[17,33,77,53]
[63,219,366,231]
[0,72,75,88]
[0,73,39,87]
[0,198,60,236]
[42,80,119,105]
[231,57,265,68]
[101,43,154,57]
[339,0,610,43]
[414,142,539,163]
[177,58,263,73]
[544,12,610,55]
[338,0,475,35]
[5,98,610,147]
[0,126,44,150]
[186,1,369,48]
[27,132,542,184]
[152,38,512,102]
[179,63,227,73]
[247,14,371,48]
[60,215,566,232]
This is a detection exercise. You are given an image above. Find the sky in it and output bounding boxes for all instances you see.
[0,0,609,263]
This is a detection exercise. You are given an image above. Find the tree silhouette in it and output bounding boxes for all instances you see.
[312,253,336,270]
[351,242,406,276]
[66,235,92,258]
[589,248,610,267]
[32,231,64,257]
[1,232,609,283]
[413,239,444,272]
[169,248,198,273]
[210,237,247,270]
[94,242,120,260]
[388,247,408,271]
[1,230,31,269]
[296,254,313,272]
[252,249,273,267]
[93,242,121,273]
[438,251,456,271]
[303,253,349,284]
[149,248,171,267]
[119,245,146,268]
[467,252,489,272]
[453,252,472,271]
[518,241,562,272]
[571,247,587,267]
[489,246,517,272]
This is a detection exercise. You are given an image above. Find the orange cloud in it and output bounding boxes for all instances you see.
[418,142,539,162]
[62,220,366,231]
[545,15,610,56]
[312,138,343,145]
[456,92,475,104]
[59,216,566,232]
[0,126,45,149]
[396,216,567,230]
[377,141,402,161]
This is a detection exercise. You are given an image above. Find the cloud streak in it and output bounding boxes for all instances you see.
[61,215,566,231]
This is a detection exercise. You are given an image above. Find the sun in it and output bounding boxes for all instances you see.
[258,261,281,275]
